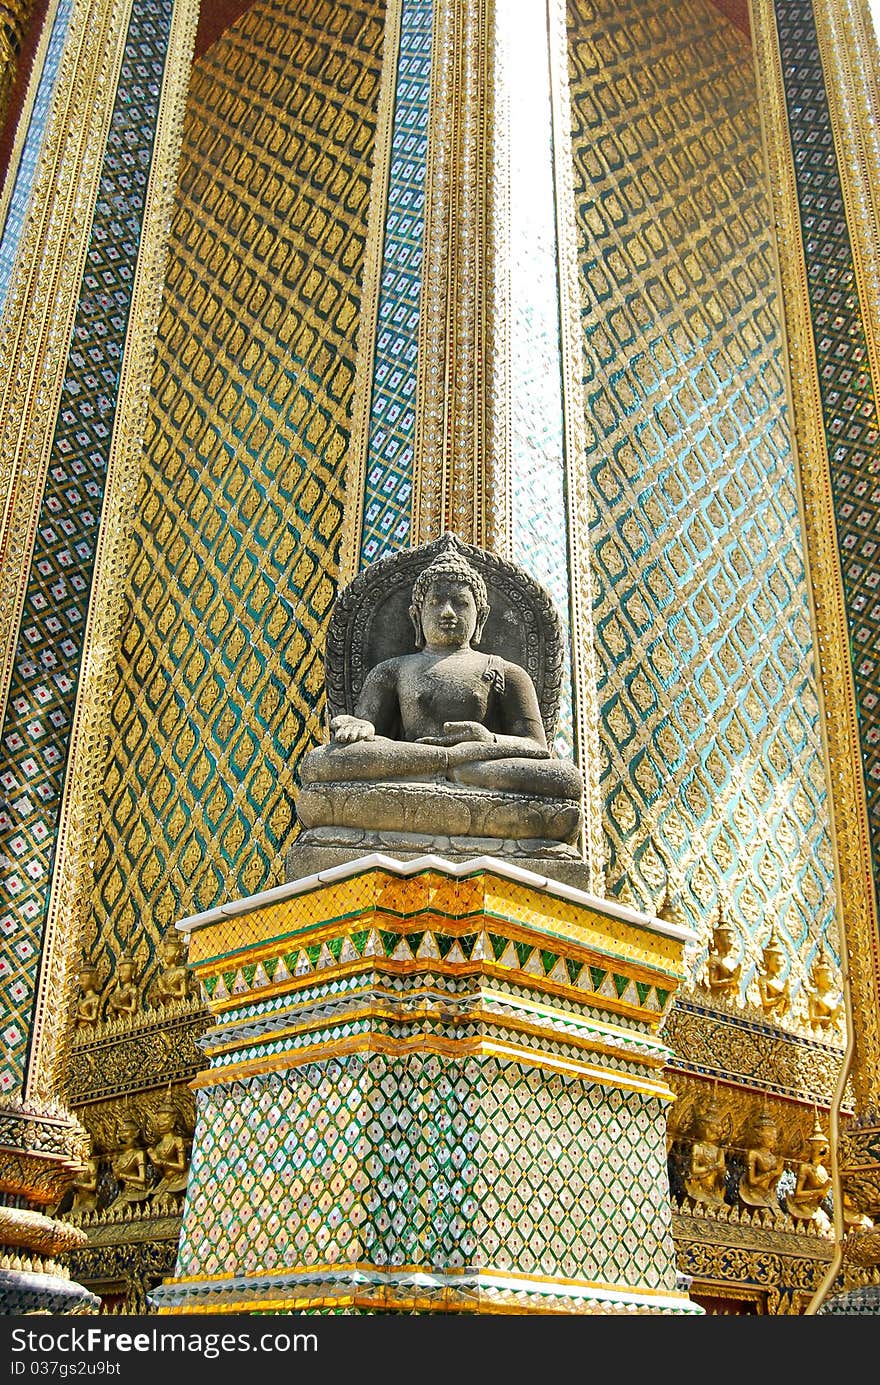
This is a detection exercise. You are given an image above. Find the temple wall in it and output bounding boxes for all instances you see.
[566,0,838,1029]
[84,0,386,994]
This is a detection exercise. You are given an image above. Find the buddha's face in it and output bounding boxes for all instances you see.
[418,578,478,650]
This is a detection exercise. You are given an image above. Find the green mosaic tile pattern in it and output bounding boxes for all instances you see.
[176,1055,677,1291]
[0,0,174,1094]
[85,0,385,988]
[566,0,837,999]
[774,0,880,901]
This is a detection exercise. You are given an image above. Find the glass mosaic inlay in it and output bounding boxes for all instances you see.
[0,0,173,1094]
[774,0,880,897]
[359,0,432,566]
[566,0,837,1015]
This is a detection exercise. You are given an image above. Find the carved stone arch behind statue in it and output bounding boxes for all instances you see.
[324,533,566,745]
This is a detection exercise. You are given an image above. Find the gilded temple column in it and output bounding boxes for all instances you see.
[752,0,880,1292]
[0,0,196,1310]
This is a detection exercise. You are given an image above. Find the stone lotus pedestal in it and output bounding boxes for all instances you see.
[150,855,700,1315]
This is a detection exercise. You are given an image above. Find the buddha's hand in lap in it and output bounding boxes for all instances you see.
[330,714,376,744]
[417,721,492,747]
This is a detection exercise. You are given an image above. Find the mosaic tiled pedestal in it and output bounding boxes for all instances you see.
[151,855,700,1314]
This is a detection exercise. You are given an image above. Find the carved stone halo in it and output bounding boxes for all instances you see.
[324,532,565,744]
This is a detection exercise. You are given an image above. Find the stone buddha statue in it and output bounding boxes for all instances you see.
[293,534,584,872]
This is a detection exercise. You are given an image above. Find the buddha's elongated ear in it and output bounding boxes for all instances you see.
[473,608,489,644]
[409,602,424,648]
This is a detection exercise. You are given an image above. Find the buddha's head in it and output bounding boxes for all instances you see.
[410,545,490,651]
[712,919,735,958]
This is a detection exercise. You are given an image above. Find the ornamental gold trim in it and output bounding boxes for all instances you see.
[338,0,404,585]
[0,0,62,243]
[413,0,497,546]
[814,0,880,424]
[548,0,603,891]
[189,1033,674,1098]
[751,0,880,1114]
[26,0,200,1103]
[0,0,132,727]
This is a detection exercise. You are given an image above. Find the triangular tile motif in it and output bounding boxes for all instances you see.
[656,987,670,1010]
[305,943,322,967]
[445,940,467,964]
[613,974,629,999]
[364,930,383,957]
[416,932,440,960]
[599,973,618,999]
[339,937,360,964]
[406,932,425,956]
[549,958,569,986]
[458,933,477,958]
[540,949,558,975]
[317,943,335,969]
[566,958,582,985]
[498,942,518,969]
[273,956,291,984]
[635,980,651,1006]
[436,933,456,960]
[643,988,661,1012]
[327,937,344,961]
[523,950,544,977]
[470,932,489,961]
[489,934,507,961]
[243,963,258,985]
[391,937,414,962]
[252,962,270,988]
[379,930,400,956]
[222,970,236,995]
[204,974,219,999]
[350,929,369,955]
[232,970,248,994]
[589,966,607,992]
[621,980,639,1006]
[294,951,312,976]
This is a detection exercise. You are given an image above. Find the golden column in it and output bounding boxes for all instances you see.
[0,0,196,1310]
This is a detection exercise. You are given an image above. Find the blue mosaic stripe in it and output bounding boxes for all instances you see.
[774,0,880,895]
[358,0,432,567]
[0,0,74,314]
[0,0,174,1094]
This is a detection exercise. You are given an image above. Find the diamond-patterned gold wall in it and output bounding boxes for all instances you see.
[84,0,386,985]
[567,0,838,1018]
